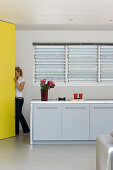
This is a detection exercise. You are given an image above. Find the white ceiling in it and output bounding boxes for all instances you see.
[0,0,113,30]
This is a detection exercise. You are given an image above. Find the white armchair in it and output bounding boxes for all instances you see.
[96,134,113,170]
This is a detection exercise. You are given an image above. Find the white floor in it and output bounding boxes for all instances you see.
[0,135,96,170]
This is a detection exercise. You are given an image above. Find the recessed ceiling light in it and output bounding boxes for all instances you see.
[109,20,113,22]
[68,19,73,21]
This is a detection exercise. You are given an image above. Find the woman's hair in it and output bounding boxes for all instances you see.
[15,66,23,77]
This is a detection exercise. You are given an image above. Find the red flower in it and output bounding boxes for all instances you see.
[51,86,54,88]
[47,81,53,86]
[52,82,55,86]
[47,81,55,87]
[40,79,46,84]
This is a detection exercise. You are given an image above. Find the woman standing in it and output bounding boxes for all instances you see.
[15,67,30,135]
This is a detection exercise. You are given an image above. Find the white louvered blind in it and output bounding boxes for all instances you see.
[33,44,113,86]
[34,45,65,85]
[100,46,113,83]
[68,45,98,84]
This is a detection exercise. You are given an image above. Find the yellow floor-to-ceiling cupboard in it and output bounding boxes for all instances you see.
[0,21,15,139]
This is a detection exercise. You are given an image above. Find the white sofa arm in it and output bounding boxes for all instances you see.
[96,134,113,170]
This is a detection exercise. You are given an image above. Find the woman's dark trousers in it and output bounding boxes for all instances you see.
[15,98,30,135]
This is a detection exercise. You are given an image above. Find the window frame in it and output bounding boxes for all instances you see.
[33,43,113,86]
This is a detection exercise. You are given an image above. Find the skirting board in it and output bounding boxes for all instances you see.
[30,140,96,145]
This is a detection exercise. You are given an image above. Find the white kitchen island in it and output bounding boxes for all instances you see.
[30,100,113,144]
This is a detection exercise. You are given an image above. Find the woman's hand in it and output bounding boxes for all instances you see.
[15,77,25,92]
[16,82,25,92]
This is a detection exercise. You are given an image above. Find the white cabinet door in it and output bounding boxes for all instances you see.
[90,104,113,140]
[62,104,89,140]
[33,103,61,140]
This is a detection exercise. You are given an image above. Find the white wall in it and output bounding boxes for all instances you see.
[15,30,113,125]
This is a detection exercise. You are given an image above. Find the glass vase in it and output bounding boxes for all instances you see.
[41,89,48,101]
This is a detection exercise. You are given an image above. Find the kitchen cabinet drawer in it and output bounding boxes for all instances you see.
[62,104,89,140]
[33,103,61,140]
[90,104,113,140]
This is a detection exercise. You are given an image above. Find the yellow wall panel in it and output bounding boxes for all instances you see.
[0,21,15,139]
